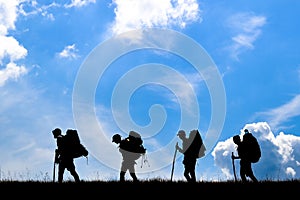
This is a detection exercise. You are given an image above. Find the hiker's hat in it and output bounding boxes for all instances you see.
[52,128,61,137]
[112,134,121,142]
[177,130,186,137]
[233,135,240,143]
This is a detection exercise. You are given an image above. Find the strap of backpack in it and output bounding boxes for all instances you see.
[140,153,150,168]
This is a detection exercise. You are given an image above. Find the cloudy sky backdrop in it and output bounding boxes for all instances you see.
[0,0,300,182]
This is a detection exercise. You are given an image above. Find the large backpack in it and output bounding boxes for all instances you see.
[243,132,261,163]
[119,131,146,159]
[64,129,88,159]
[185,130,206,159]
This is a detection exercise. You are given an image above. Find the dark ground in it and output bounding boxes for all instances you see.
[0,180,299,198]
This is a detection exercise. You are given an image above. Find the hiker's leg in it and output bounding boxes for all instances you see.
[240,160,247,182]
[182,157,190,182]
[244,161,258,182]
[189,159,197,182]
[240,173,247,182]
[248,166,258,182]
[240,172,247,182]
[130,173,138,182]
[120,171,126,182]
[120,160,128,182]
[249,174,258,182]
[183,166,191,182]
[186,166,195,182]
[58,164,65,183]
[128,164,138,182]
[184,161,196,182]
[68,161,80,182]
[70,171,80,182]
[69,168,80,182]
[190,170,196,182]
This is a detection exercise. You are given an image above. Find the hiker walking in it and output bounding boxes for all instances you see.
[232,130,258,182]
[52,128,80,183]
[112,132,144,182]
[176,129,201,182]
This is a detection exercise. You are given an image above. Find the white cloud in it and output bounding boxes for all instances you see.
[0,0,19,34]
[110,0,201,35]
[0,0,28,87]
[64,0,96,8]
[58,44,79,60]
[18,1,60,19]
[0,62,27,86]
[0,35,27,63]
[257,94,300,131]
[18,1,95,19]
[212,122,300,181]
[286,167,296,177]
[226,12,266,60]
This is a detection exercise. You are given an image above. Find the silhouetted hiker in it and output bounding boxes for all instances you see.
[176,130,199,182]
[52,128,80,183]
[232,133,258,182]
[112,133,142,182]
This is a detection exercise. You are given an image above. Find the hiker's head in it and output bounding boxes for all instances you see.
[244,129,249,134]
[52,128,61,138]
[177,130,186,139]
[112,134,121,144]
[233,135,241,144]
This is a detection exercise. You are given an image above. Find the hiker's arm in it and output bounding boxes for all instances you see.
[54,149,60,163]
[176,143,184,153]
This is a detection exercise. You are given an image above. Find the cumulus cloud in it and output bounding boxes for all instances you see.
[0,0,96,87]
[212,122,300,181]
[0,0,19,34]
[0,0,28,87]
[110,0,201,35]
[57,44,79,60]
[0,62,27,87]
[0,35,27,63]
[226,12,266,60]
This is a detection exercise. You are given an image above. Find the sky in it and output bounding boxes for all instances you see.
[0,0,300,182]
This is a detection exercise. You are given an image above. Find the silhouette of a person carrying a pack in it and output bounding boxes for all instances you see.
[112,133,139,182]
[232,130,258,182]
[176,129,200,182]
[52,128,80,183]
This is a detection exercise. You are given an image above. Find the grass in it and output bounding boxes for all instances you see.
[0,179,299,198]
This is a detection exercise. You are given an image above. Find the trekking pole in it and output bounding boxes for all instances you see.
[231,152,237,182]
[170,142,178,182]
[53,161,56,182]
[53,150,57,182]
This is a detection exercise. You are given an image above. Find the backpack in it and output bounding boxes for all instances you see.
[64,129,88,159]
[119,131,146,159]
[243,132,261,163]
[128,131,146,154]
[185,130,206,159]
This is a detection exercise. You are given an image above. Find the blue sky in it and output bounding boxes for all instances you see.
[0,0,300,182]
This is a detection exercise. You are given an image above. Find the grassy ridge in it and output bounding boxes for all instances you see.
[0,180,299,198]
